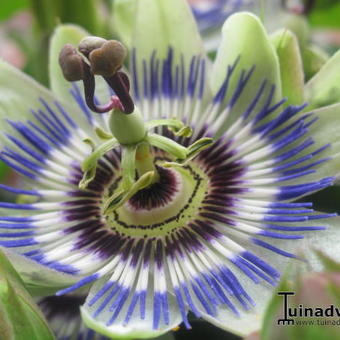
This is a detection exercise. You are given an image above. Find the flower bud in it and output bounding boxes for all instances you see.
[89,40,127,77]
[59,44,84,81]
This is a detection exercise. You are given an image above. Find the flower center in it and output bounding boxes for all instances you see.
[128,166,181,210]
[103,161,208,238]
[59,36,213,223]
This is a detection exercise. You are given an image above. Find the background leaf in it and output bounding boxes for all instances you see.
[0,0,28,21]
[0,248,56,340]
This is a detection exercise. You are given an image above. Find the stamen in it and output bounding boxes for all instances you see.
[88,40,126,77]
[78,36,107,58]
[59,37,135,114]
[82,37,134,113]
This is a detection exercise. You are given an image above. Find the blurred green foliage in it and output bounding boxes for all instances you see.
[0,161,9,183]
[309,0,340,28]
[0,249,56,340]
[0,0,29,21]
[29,0,104,36]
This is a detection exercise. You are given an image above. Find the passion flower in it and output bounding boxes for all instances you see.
[0,2,339,339]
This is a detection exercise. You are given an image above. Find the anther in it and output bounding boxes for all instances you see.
[59,37,134,114]
[59,43,115,113]
[59,44,84,81]
[78,36,107,58]
[89,40,127,77]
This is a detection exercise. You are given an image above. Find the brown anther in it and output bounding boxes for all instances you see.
[58,44,84,81]
[78,36,107,58]
[89,40,127,77]
[59,37,133,115]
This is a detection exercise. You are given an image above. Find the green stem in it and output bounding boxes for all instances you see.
[147,134,187,160]
[135,142,159,183]
[60,0,102,35]
[82,138,118,172]
[29,0,60,33]
[121,145,137,190]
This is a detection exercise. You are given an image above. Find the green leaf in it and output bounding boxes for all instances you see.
[305,49,340,109]
[0,0,28,20]
[0,248,55,340]
[309,2,340,29]
[261,270,293,340]
[0,161,10,183]
[211,12,282,119]
[327,280,340,307]
[271,29,304,106]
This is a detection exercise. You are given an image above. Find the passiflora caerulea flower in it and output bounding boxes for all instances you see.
[1,0,340,339]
